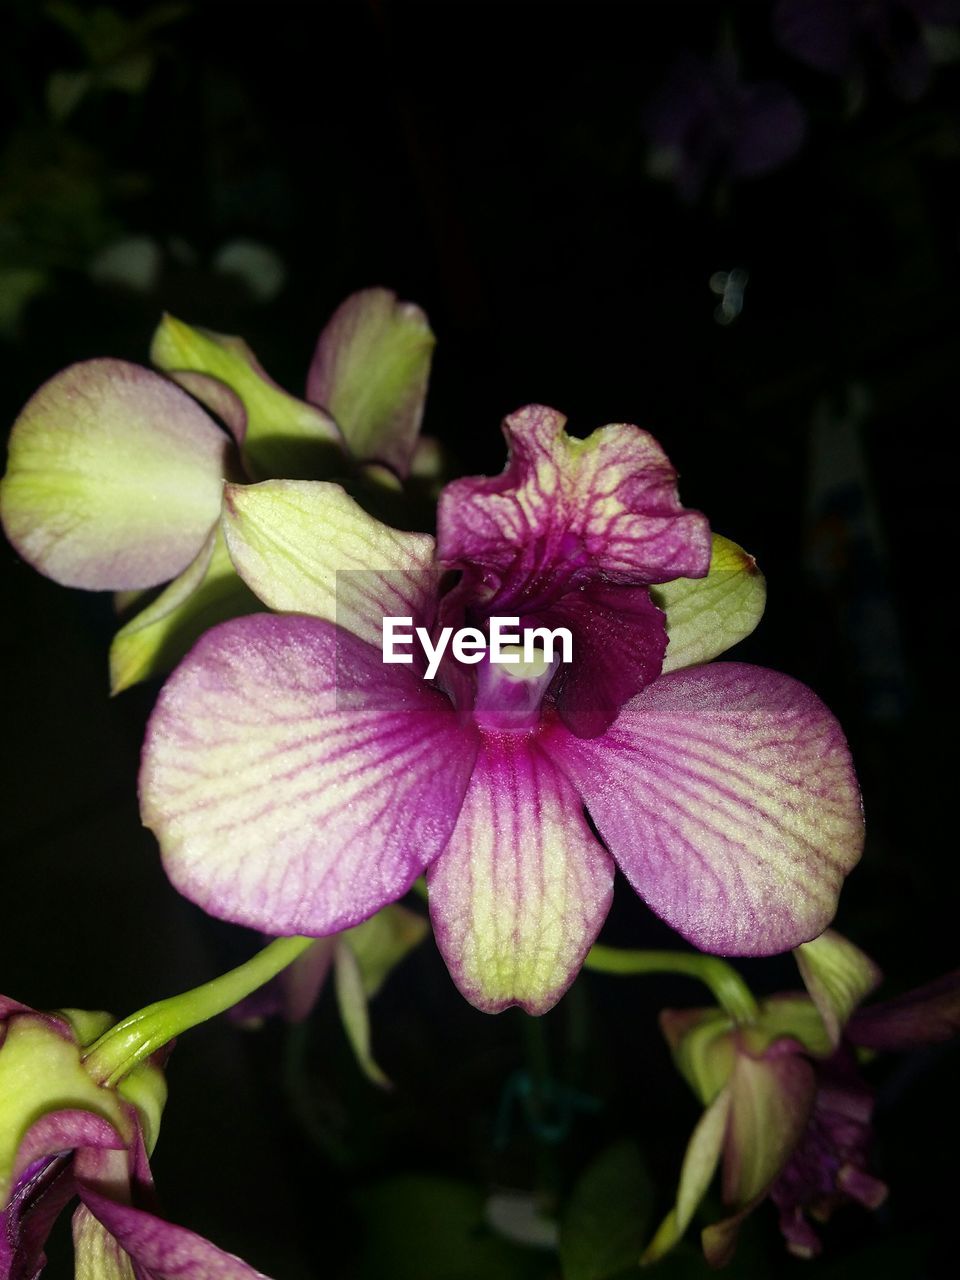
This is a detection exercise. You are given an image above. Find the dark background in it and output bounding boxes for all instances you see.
[1,2,957,1276]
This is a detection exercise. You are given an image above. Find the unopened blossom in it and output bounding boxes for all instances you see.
[0,288,434,691]
[139,405,863,1015]
[647,931,960,1264]
[0,996,269,1279]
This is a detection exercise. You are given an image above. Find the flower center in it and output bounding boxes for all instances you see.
[472,643,559,732]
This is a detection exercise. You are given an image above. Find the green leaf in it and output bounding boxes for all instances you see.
[561,1140,654,1280]
[652,534,765,674]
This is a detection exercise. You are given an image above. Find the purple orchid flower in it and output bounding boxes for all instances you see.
[0,288,435,692]
[138,405,863,1016]
[646,931,960,1264]
[644,50,806,202]
[0,996,270,1280]
[774,0,960,101]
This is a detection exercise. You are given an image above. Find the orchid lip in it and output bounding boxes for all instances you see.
[472,644,561,732]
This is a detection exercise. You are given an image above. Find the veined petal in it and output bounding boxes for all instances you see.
[140,614,477,936]
[0,360,228,590]
[847,970,960,1051]
[150,314,342,480]
[703,1050,816,1267]
[794,930,882,1048]
[544,584,667,739]
[306,288,435,476]
[437,404,710,612]
[653,533,766,674]
[548,663,864,956]
[427,734,614,1015]
[642,1087,732,1264]
[221,479,438,648]
[722,1050,816,1208]
[77,1190,273,1280]
[109,524,259,694]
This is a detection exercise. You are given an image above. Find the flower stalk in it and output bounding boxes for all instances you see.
[583,945,759,1023]
[83,934,314,1085]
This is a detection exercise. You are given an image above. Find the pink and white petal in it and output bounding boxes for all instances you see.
[652,533,766,674]
[76,1192,273,1280]
[306,288,435,476]
[427,735,614,1015]
[436,404,710,612]
[547,663,864,956]
[140,614,478,936]
[0,360,229,590]
[221,480,438,649]
[150,314,342,481]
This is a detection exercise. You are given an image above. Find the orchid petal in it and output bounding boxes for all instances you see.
[848,970,960,1051]
[722,1050,816,1208]
[660,1007,736,1104]
[110,525,258,693]
[345,903,430,998]
[701,1051,816,1267]
[747,994,833,1058]
[0,359,228,590]
[77,1189,273,1279]
[221,479,438,647]
[306,288,434,476]
[427,735,614,1015]
[548,663,864,955]
[150,314,342,480]
[642,1087,732,1264]
[437,404,711,612]
[652,533,766,674]
[333,940,390,1089]
[73,1203,138,1280]
[794,929,882,1047]
[544,583,667,738]
[140,614,477,936]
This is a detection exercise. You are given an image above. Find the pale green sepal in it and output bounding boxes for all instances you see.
[794,929,882,1047]
[0,1016,129,1204]
[344,904,429,999]
[150,314,343,480]
[73,1204,137,1280]
[333,941,391,1089]
[653,533,766,674]
[661,1007,735,1105]
[742,994,833,1058]
[116,1059,168,1156]
[109,523,258,693]
[722,1052,816,1208]
[641,1087,731,1264]
[221,479,438,649]
[307,288,435,476]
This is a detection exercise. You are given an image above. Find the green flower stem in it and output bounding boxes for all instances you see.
[583,945,759,1023]
[83,935,314,1086]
